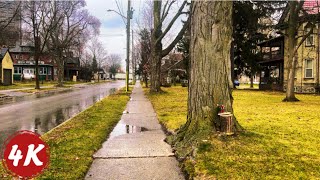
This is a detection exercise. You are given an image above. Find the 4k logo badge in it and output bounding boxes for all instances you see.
[1,130,50,178]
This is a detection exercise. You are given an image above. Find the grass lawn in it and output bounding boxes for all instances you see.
[0,88,130,179]
[146,86,320,179]
[236,83,259,89]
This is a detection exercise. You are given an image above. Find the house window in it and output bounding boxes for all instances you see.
[305,28,314,46]
[305,59,313,78]
[14,67,22,74]
[48,67,52,75]
[39,67,47,75]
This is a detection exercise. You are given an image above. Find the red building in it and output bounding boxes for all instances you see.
[10,44,54,81]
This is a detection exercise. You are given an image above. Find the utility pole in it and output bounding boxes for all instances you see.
[126,0,131,92]
[107,1,133,92]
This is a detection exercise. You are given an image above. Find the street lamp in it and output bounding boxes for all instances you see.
[107,1,133,92]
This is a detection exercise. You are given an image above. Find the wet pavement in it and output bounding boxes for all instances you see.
[0,81,124,149]
[85,82,184,180]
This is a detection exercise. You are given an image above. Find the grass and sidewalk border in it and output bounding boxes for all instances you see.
[0,87,131,179]
[144,84,320,179]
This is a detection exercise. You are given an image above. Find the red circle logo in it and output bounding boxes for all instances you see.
[1,130,49,178]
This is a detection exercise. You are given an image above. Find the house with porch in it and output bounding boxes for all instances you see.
[10,44,54,81]
[257,36,285,91]
[64,56,80,81]
[160,53,186,86]
[258,1,320,93]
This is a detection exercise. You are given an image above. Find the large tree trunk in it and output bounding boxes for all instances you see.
[173,1,242,154]
[283,2,299,102]
[150,1,162,92]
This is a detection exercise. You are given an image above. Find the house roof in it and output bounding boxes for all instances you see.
[9,45,35,53]
[278,0,320,25]
[0,48,9,61]
[65,57,80,64]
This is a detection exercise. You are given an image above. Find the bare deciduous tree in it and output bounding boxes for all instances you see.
[279,1,320,101]
[48,0,100,87]
[150,0,190,92]
[0,1,21,46]
[23,1,60,89]
[88,37,108,82]
[107,54,122,79]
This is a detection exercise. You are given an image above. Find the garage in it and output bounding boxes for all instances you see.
[0,48,14,85]
[3,69,12,85]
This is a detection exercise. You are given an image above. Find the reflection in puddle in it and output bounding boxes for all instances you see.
[108,119,149,140]
[0,89,74,107]
[0,86,119,149]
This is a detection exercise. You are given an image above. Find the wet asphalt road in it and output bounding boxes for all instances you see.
[0,81,125,149]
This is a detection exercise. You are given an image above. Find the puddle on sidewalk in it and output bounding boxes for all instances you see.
[108,119,149,140]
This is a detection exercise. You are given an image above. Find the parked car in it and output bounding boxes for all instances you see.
[234,80,240,87]
[23,68,35,80]
[181,79,188,87]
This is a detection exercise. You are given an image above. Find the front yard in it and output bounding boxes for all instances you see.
[146,86,320,179]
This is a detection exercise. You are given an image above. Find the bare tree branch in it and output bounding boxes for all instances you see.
[156,0,187,44]
[161,17,190,57]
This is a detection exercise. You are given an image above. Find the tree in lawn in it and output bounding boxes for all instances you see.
[91,55,98,79]
[173,1,243,155]
[279,1,319,101]
[23,1,59,89]
[88,37,108,82]
[107,54,122,79]
[150,0,190,92]
[177,27,190,80]
[137,28,152,87]
[79,51,93,82]
[48,0,100,87]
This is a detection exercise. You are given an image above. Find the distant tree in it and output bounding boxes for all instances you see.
[88,37,108,82]
[107,54,122,79]
[150,0,190,92]
[137,28,151,87]
[23,1,59,89]
[0,1,21,46]
[176,27,190,80]
[48,0,100,87]
[79,52,93,82]
[233,1,285,88]
[91,55,98,76]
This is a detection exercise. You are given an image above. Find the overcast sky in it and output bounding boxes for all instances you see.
[85,0,186,69]
[86,0,143,62]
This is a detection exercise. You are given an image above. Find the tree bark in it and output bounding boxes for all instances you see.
[250,73,254,88]
[56,50,64,87]
[150,1,162,92]
[173,1,242,153]
[283,1,300,102]
[34,38,40,89]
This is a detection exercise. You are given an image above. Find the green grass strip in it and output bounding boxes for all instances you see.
[0,88,130,179]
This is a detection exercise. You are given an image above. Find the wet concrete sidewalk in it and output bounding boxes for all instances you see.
[85,82,184,180]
